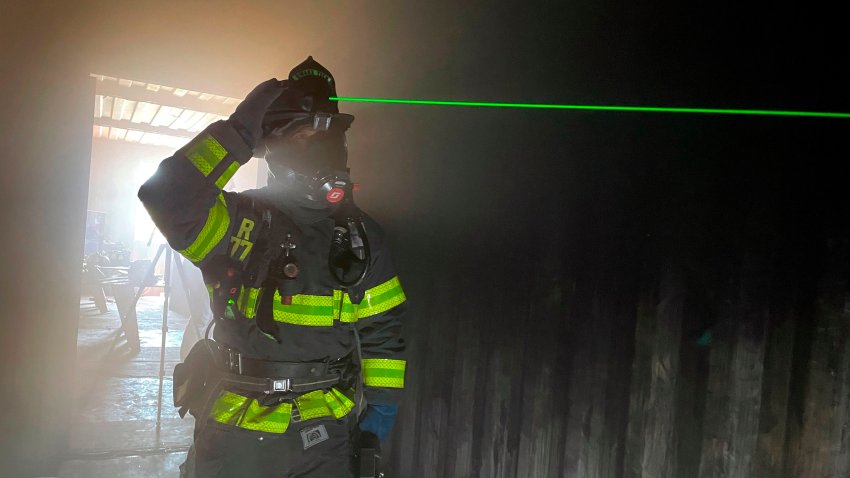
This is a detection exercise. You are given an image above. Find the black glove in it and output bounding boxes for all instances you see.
[230,78,285,152]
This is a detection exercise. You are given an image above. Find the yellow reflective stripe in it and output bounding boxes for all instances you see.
[179,193,230,263]
[215,161,240,189]
[340,276,406,322]
[186,134,227,177]
[294,388,355,421]
[239,287,261,318]
[209,389,353,434]
[334,290,357,322]
[239,400,291,434]
[294,390,332,421]
[324,388,355,419]
[272,290,335,326]
[238,288,338,325]
[209,390,248,425]
[209,390,292,434]
[235,285,246,310]
[362,358,406,388]
[334,289,344,320]
[243,277,405,326]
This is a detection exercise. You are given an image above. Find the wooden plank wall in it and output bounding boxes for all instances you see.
[385,117,850,478]
[390,256,850,477]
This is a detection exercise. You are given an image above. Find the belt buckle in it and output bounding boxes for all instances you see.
[266,378,291,394]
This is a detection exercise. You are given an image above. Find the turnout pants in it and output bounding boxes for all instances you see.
[180,413,357,478]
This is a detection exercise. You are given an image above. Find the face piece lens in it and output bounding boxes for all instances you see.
[264,111,353,139]
[265,130,348,178]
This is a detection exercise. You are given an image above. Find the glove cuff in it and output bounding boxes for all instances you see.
[228,117,257,152]
[358,403,398,443]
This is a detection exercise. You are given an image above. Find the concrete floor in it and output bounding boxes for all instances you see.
[60,293,196,477]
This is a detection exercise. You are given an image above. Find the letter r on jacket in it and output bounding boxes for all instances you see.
[230,218,255,260]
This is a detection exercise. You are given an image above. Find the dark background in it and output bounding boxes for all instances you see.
[1,1,848,476]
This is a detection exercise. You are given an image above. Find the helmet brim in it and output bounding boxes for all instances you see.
[262,112,354,138]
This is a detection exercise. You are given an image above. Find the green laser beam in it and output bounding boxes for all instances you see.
[329,96,850,119]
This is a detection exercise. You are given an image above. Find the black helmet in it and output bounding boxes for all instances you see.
[262,56,354,138]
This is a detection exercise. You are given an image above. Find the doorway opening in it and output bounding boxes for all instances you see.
[67,74,262,475]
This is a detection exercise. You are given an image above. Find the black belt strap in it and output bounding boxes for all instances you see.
[212,343,342,394]
[212,369,341,394]
[239,355,327,378]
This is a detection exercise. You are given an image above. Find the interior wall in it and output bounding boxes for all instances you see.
[0,8,95,474]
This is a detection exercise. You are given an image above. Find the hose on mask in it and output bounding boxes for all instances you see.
[328,181,370,288]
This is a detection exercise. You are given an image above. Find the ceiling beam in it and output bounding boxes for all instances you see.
[93,117,197,139]
[94,80,239,116]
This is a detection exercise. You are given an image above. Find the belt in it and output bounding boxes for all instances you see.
[213,343,343,394]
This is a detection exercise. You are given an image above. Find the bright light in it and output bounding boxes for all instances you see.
[170,109,207,131]
[131,102,161,124]
[111,98,137,121]
[108,127,127,141]
[125,130,144,142]
[189,113,225,133]
[151,106,184,127]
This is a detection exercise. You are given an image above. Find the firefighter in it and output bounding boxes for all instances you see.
[139,56,407,478]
